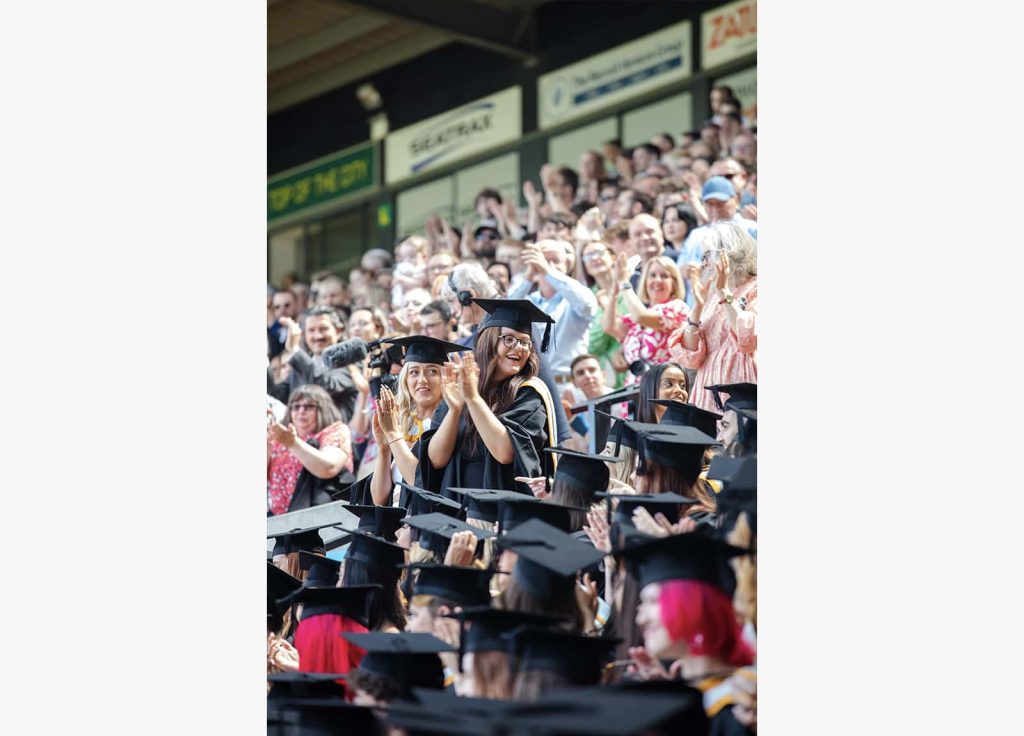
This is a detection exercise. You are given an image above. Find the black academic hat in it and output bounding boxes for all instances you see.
[276,584,382,628]
[650,399,723,437]
[402,512,494,559]
[617,531,748,594]
[342,632,453,696]
[344,531,407,584]
[450,605,571,657]
[344,504,408,541]
[497,496,584,535]
[266,672,348,700]
[297,551,342,588]
[384,334,470,365]
[472,297,555,353]
[704,382,757,412]
[496,518,605,600]
[545,446,622,499]
[267,699,383,736]
[402,484,465,519]
[707,455,743,482]
[734,406,757,448]
[448,487,534,523]
[595,491,698,526]
[268,563,304,630]
[505,626,619,686]
[605,414,719,482]
[400,564,494,608]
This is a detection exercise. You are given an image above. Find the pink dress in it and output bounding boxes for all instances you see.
[668,279,757,412]
[267,422,353,515]
[621,298,689,386]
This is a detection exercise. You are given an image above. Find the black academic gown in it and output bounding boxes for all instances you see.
[417,384,550,495]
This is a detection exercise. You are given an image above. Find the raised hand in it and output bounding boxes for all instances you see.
[613,251,630,284]
[514,476,549,499]
[582,507,610,554]
[441,360,465,413]
[631,506,672,538]
[269,420,298,448]
[523,180,542,208]
[443,530,477,567]
[714,250,732,292]
[460,352,480,401]
[280,317,303,354]
[576,572,600,631]
[377,385,400,438]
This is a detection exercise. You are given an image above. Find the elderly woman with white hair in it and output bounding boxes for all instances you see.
[667,221,757,413]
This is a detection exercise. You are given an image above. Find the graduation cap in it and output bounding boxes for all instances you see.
[384,335,469,366]
[276,584,382,628]
[595,491,698,526]
[448,487,534,524]
[400,564,495,608]
[569,385,640,454]
[734,406,757,449]
[268,562,304,630]
[707,455,744,482]
[401,484,465,519]
[266,500,359,555]
[705,382,757,412]
[650,399,723,437]
[344,531,407,584]
[267,699,382,736]
[496,518,605,600]
[472,297,555,353]
[497,496,584,535]
[344,504,408,541]
[266,671,348,700]
[544,447,622,502]
[605,414,719,482]
[617,531,748,594]
[505,626,619,686]
[402,512,494,559]
[342,632,454,696]
[297,551,342,588]
[449,606,571,659]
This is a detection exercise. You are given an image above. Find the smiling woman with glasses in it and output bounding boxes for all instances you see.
[267,384,353,574]
[418,298,558,495]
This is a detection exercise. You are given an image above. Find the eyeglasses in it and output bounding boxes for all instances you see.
[290,402,318,412]
[720,173,737,180]
[582,248,609,262]
[500,334,533,351]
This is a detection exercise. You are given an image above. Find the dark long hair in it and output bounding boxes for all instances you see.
[635,362,687,424]
[464,327,540,456]
[496,575,586,633]
[341,559,406,632]
[547,478,591,533]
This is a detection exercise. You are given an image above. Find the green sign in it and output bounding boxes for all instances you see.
[268,143,378,223]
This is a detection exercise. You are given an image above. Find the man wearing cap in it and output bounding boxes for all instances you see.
[675,176,758,306]
[508,239,598,380]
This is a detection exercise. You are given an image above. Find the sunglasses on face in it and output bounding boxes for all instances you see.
[290,403,318,412]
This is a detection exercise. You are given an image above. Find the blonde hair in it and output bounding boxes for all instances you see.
[728,513,757,631]
[638,255,685,304]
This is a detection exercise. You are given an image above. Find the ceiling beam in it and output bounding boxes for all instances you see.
[268,31,452,113]
[268,13,391,73]
[337,0,537,62]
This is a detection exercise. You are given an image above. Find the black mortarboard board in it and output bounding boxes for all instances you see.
[496,518,605,600]
[505,626,619,686]
[707,455,744,482]
[713,456,756,538]
[343,531,407,584]
[402,484,465,519]
[704,382,757,412]
[734,406,757,449]
[384,335,470,365]
[297,551,342,587]
[267,500,359,555]
[276,584,382,627]
[402,512,494,559]
[617,531,748,593]
[448,487,533,523]
[651,399,723,437]
[268,563,304,630]
[400,564,494,607]
[266,672,348,700]
[267,699,383,736]
[545,447,622,501]
[604,414,719,481]
[472,297,555,353]
[497,497,584,535]
[344,504,408,541]
[342,632,454,696]
[450,605,571,657]
[595,491,698,526]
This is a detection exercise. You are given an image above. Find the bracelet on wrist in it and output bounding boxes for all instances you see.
[687,317,701,328]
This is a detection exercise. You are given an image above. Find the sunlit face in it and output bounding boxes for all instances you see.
[572,357,604,398]
[495,327,533,381]
[656,365,689,408]
[633,146,655,172]
[637,582,676,657]
[303,315,340,356]
[704,196,738,223]
[402,288,431,327]
[662,208,689,245]
[420,310,450,340]
[644,263,676,304]
[615,190,636,220]
[495,244,524,275]
[717,409,738,447]
[396,524,412,549]
[407,602,435,633]
[487,264,511,292]
[581,241,613,279]
[348,309,380,342]
[405,361,443,409]
[630,215,663,262]
[427,253,455,281]
[271,292,296,319]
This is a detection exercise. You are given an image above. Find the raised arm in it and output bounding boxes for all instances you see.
[268,422,347,479]
[460,354,514,464]
[427,362,465,469]
[376,385,421,484]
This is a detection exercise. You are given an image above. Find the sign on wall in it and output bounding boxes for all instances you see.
[701,0,757,70]
[714,66,757,124]
[385,87,522,184]
[538,20,692,130]
[267,142,377,225]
